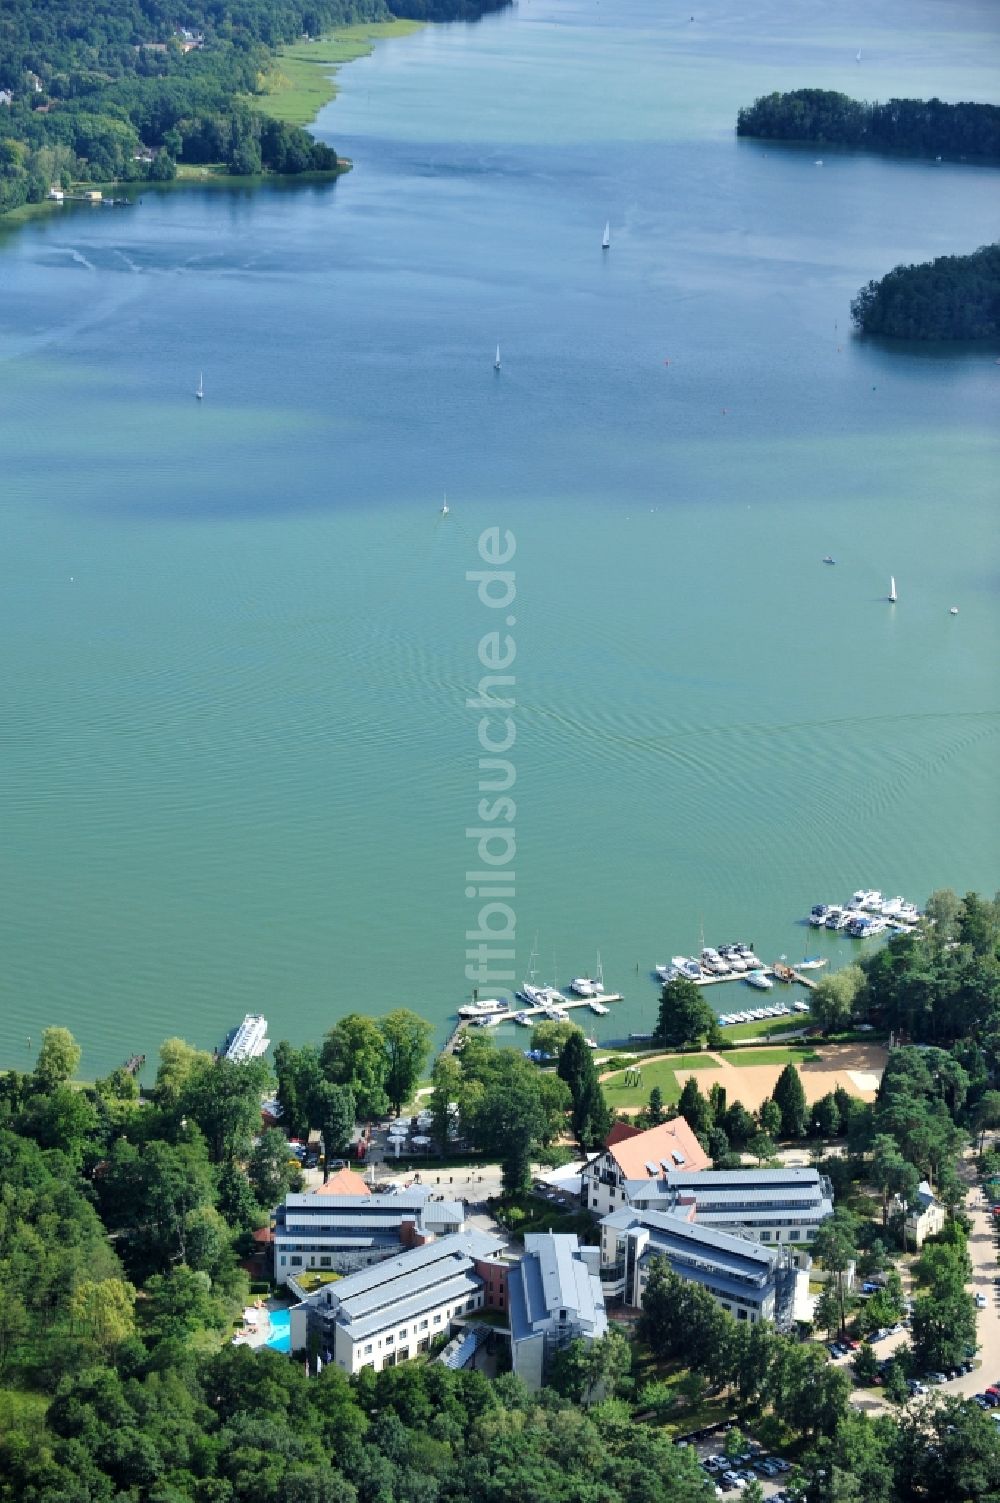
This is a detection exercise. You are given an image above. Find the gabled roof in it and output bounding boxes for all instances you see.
[601,1117,711,1178]
[312,1168,372,1198]
[606,1121,643,1147]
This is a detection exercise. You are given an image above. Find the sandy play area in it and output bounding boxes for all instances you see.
[672,1042,889,1113]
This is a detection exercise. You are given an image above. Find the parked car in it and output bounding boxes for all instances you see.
[976,1294,988,1308]
[926,1372,948,1384]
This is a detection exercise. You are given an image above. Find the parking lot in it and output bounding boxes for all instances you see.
[691,1436,796,1498]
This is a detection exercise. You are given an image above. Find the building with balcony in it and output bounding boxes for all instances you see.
[599,1206,800,1328]
[618,1167,834,1265]
[507,1233,608,1391]
[273,1188,466,1285]
[580,1118,712,1219]
[289,1228,506,1374]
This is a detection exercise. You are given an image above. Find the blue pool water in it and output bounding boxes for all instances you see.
[264,1309,291,1353]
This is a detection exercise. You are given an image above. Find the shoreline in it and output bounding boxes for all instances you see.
[260,20,424,131]
[0,19,420,238]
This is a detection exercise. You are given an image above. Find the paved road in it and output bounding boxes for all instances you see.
[851,1159,1000,1416]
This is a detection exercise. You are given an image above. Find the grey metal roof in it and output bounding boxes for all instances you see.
[318,1229,501,1312]
[510,1234,607,1342]
[344,1271,482,1340]
[624,1179,828,1207]
[637,1248,773,1305]
[658,1168,823,1190]
[604,1208,781,1275]
[282,1190,431,1211]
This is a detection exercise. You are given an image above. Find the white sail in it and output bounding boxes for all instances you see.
[889,575,897,602]
[602,220,611,249]
[494,344,501,370]
[195,371,204,400]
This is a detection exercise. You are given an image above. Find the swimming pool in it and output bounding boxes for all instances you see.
[264,1308,291,1353]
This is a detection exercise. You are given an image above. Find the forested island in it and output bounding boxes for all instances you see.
[0,0,509,217]
[851,242,1000,340]
[736,90,1000,161]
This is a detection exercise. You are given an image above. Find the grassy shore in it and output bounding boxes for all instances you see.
[260,21,423,128]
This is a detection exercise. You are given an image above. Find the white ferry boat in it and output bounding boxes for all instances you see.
[458,998,509,1020]
[222,1014,270,1063]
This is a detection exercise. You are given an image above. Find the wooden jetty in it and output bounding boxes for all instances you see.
[122,1052,146,1074]
[772,963,818,991]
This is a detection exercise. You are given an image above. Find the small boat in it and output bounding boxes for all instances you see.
[602,220,611,250]
[823,556,836,565]
[440,495,449,515]
[494,344,501,372]
[856,48,862,62]
[589,999,610,1015]
[950,606,958,615]
[797,958,829,971]
[746,970,774,991]
[195,372,204,401]
[888,575,897,603]
[584,1037,598,1049]
[815,159,824,166]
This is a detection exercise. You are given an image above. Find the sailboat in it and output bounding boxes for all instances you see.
[602,220,611,250]
[856,48,862,62]
[440,494,449,516]
[888,575,897,603]
[493,344,501,372]
[195,372,204,401]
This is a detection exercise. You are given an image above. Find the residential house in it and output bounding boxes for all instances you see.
[903,1180,946,1249]
[507,1233,608,1392]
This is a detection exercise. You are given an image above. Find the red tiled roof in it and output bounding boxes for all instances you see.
[605,1117,711,1178]
[312,1168,372,1198]
[606,1121,643,1147]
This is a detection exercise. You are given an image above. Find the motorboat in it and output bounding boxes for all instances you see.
[797,957,829,970]
[825,908,850,929]
[862,891,885,911]
[589,999,610,1015]
[746,970,774,991]
[584,1037,598,1049]
[513,1011,533,1026]
[810,904,834,926]
[671,955,703,981]
[570,977,601,996]
[655,964,680,983]
[793,1000,811,1012]
[458,998,508,1019]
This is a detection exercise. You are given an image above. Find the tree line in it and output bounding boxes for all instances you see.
[736,90,1000,161]
[0,0,510,216]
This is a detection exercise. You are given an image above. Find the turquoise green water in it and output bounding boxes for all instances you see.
[0,0,997,1077]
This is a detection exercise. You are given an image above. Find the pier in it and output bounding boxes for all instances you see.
[772,963,818,991]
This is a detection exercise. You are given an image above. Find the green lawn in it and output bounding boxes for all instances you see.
[260,22,423,128]
[726,1046,820,1067]
[601,1054,715,1109]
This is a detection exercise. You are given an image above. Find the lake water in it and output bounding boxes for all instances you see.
[0,0,997,1078]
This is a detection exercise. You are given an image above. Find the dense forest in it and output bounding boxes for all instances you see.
[0,0,508,214]
[850,242,1000,340]
[736,89,1000,160]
